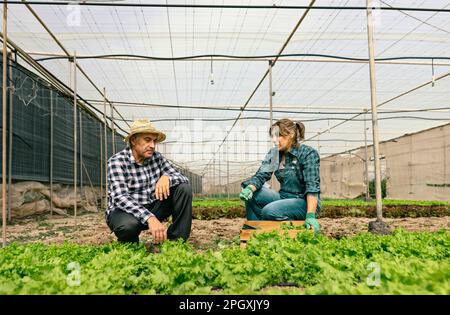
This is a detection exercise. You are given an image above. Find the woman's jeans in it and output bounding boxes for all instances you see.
[245,186,319,220]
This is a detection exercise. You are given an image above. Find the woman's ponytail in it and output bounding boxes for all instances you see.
[295,121,305,143]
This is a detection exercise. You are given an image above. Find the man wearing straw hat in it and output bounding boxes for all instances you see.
[106,119,192,244]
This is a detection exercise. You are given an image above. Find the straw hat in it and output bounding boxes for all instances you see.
[124,119,166,143]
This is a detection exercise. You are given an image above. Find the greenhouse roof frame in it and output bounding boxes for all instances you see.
[1,0,449,185]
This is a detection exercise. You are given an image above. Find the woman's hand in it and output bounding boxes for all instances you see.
[304,213,320,234]
[239,185,255,201]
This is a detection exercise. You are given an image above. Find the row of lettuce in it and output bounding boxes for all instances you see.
[191,198,450,220]
[1,229,448,294]
[193,198,450,208]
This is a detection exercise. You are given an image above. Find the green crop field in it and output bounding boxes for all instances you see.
[193,198,450,208]
[191,198,450,220]
[1,229,448,295]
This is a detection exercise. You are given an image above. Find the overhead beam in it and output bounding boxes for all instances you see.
[1,2,450,13]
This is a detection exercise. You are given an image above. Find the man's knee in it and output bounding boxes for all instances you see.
[174,182,192,196]
[113,218,143,242]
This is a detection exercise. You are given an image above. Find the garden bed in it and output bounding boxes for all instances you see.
[1,229,448,294]
[192,204,450,220]
[2,213,449,250]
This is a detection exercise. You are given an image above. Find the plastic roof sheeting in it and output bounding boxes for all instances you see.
[1,0,449,183]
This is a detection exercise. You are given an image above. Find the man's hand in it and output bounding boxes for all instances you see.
[155,175,170,201]
[304,212,320,235]
[147,216,167,244]
[239,185,255,201]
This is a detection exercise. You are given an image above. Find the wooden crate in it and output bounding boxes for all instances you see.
[239,220,305,248]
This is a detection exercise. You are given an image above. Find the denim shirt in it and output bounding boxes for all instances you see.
[242,144,321,201]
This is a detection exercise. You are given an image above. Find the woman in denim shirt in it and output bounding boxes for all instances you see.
[240,119,321,233]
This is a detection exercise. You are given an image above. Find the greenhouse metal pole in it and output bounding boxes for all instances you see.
[111,101,115,154]
[196,175,199,196]
[100,121,103,209]
[2,2,7,247]
[227,142,230,199]
[366,0,383,221]
[68,57,72,94]
[7,52,12,222]
[207,166,210,198]
[219,153,221,197]
[213,160,216,197]
[103,88,108,208]
[50,89,53,217]
[216,160,219,198]
[80,110,83,201]
[269,60,275,189]
[239,116,244,189]
[210,165,213,198]
[73,51,77,223]
[364,112,370,201]
[269,61,273,128]
[195,175,198,196]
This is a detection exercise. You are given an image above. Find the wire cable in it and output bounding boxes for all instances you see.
[2,2,450,13]
[85,98,450,115]
[35,53,450,62]
[380,0,450,34]
[114,115,450,123]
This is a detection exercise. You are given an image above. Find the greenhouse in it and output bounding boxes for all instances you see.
[0,0,449,297]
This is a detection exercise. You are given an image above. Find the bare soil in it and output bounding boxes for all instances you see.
[2,212,449,250]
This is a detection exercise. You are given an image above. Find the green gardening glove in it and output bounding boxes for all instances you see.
[239,186,254,201]
[304,213,320,235]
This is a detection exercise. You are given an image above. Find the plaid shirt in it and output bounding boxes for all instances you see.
[242,144,320,198]
[106,147,189,224]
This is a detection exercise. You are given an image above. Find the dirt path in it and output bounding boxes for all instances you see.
[2,213,449,250]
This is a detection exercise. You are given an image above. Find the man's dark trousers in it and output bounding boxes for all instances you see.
[107,183,192,243]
